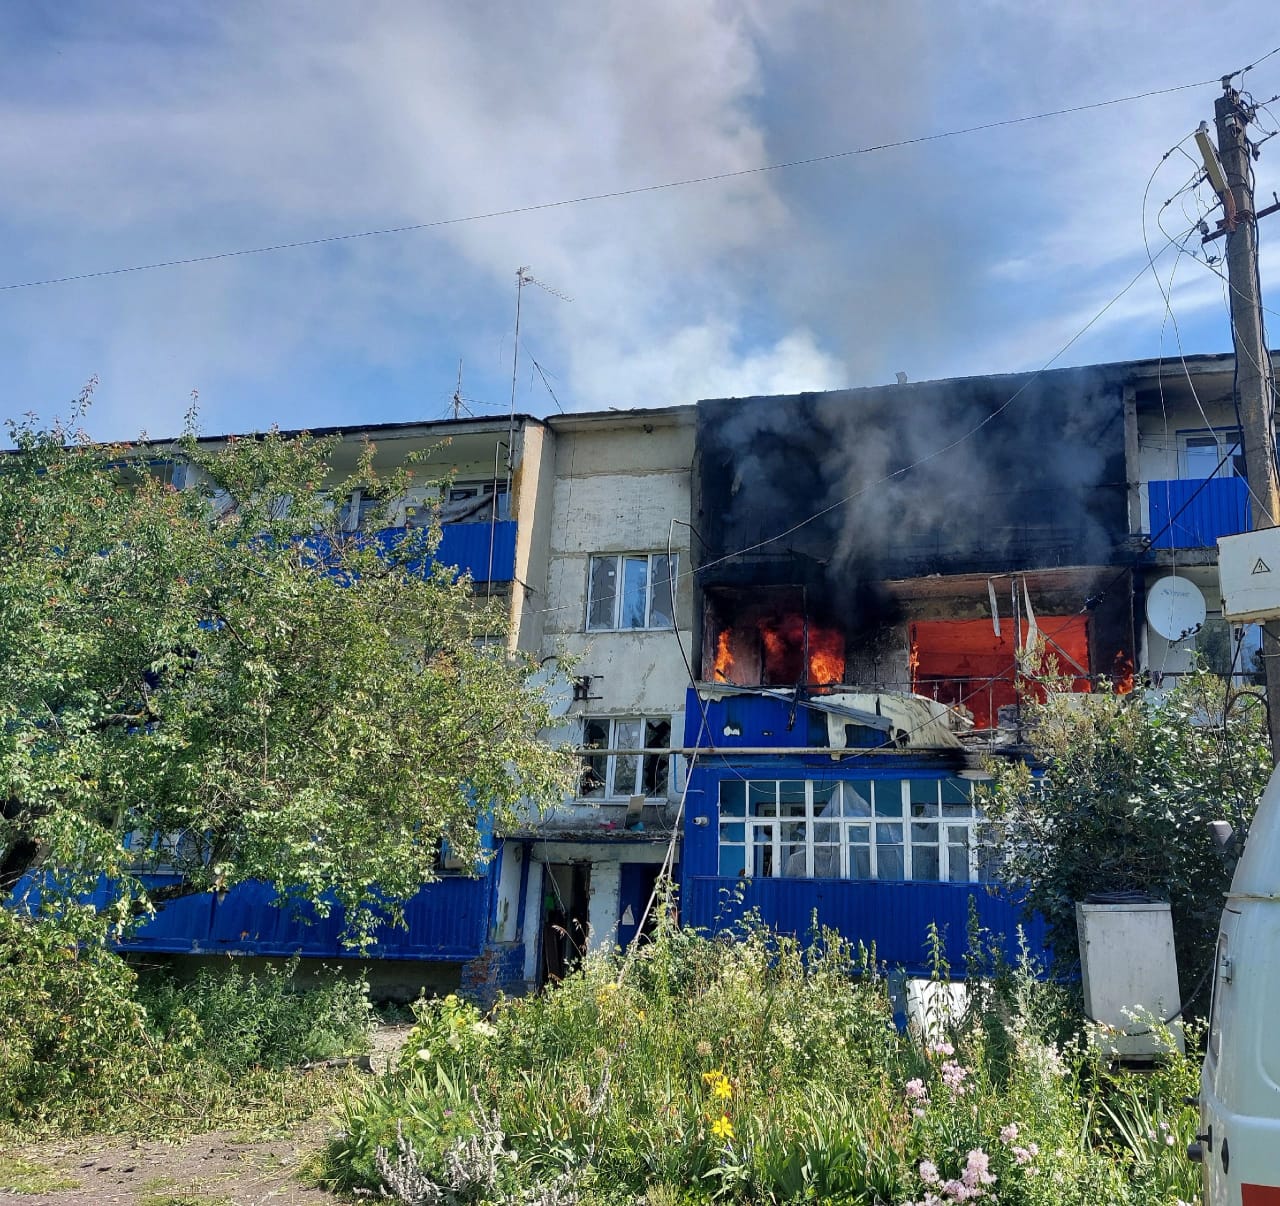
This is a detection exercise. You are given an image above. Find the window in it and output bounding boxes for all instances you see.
[580,716,672,799]
[442,481,510,523]
[1180,428,1245,479]
[717,777,990,883]
[586,553,676,630]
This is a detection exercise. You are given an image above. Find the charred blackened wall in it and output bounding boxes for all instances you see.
[694,366,1128,588]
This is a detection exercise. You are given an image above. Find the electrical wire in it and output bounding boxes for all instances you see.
[0,79,1219,294]
[507,222,1206,631]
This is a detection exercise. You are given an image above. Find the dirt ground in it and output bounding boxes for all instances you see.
[0,1024,415,1206]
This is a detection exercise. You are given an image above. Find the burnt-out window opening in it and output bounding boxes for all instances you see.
[586,553,676,631]
[717,778,991,883]
[580,716,672,799]
[703,586,845,687]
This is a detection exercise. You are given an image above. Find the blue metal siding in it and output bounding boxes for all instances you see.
[1147,477,1249,549]
[679,687,1048,977]
[682,875,1047,977]
[683,692,887,751]
[435,521,517,582]
[115,876,490,961]
[368,521,517,582]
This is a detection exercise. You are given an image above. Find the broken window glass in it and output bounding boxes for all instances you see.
[584,553,679,630]
[578,715,672,799]
[649,555,675,628]
[620,556,649,628]
[587,557,618,630]
[580,718,610,797]
[642,718,671,796]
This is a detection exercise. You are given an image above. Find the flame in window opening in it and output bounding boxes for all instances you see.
[1112,650,1134,694]
[807,626,846,689]
[713,629,735,681]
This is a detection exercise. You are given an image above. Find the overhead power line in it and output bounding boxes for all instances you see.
[0,75,1228,294]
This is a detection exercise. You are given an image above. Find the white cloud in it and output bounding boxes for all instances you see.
[0,0,1276,437]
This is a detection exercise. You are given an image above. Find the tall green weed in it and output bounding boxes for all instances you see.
[323,910,1204,1206]
[0,912,373,1136]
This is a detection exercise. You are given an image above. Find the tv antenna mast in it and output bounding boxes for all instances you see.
[507,266,572,485]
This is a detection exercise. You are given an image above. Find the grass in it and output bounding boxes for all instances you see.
[0,1153,80,1193]
[318,914,1204,1206]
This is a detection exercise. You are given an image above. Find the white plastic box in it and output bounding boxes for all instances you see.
[1218,528,1280,622]
[1076,899,1184,1059]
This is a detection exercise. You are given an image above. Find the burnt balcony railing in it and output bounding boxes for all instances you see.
[1147,478,1250,550]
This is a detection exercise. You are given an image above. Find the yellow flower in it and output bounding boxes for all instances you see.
[701,1069,725,1086]
[636,1010,646,1023]
[711,1114,734,1141]
[712,1077,732,1100]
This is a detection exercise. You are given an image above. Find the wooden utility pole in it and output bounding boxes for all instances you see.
[1209,82,1280,756]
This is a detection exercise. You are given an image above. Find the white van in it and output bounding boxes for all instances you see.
[1195,768,1280,1204]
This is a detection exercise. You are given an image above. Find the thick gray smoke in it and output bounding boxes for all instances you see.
[694,364,1128,595]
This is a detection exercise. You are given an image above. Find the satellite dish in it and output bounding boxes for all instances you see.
[527,664,575,718]
[1146,575,1207,641]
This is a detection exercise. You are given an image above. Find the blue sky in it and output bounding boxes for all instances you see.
[0,2,1276,442]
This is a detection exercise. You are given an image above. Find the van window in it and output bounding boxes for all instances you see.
[1207,932,1228,1067]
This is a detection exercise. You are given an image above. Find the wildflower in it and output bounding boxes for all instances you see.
[962,1148,996,1188]
[999,1122,1019,1144]
[919,1159,940,1186]
[711,1114,734,1141]
[905,1078,929,1101]
[695,1040,713,1058]
[940,1060,970,1096]
[702,1069,732,1100]
[636,1009,646,1023]
[927,1040,955,1058]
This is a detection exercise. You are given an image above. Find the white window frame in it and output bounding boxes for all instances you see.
[579,715,673,800]
[717,778,988,883]
[585,552,677,631]
[1179,427,1244,480]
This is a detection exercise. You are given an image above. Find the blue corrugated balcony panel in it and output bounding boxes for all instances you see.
[116,875,491,961]
[682,876,1046,977]
[1147,477,1250,549]
[683,688,890,751]
[368,522,517,583]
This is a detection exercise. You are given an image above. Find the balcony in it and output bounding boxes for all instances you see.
[113,875,491,961]
[681,876,1047,977]
[371,520,518,583]
[1147,477,1250,550]
[435,520,517,582]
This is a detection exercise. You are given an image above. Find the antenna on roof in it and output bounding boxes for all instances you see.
[450,359,473,420]
[507,266,572,485]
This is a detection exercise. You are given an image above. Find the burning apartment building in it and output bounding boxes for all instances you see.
[679,366,1143,972]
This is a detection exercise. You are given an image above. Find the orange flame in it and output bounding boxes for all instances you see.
[807,627,846,687]
[1113,650,1134,695]
[714,629,734,681]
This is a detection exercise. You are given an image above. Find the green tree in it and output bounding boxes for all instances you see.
[0,407,572,943]
[981,670,1270,996]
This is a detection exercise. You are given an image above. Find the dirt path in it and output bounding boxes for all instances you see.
[4,1122,338,1205]
[0,1025,415,1206]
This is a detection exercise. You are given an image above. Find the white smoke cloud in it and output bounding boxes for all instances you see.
[0,0,1273,438]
